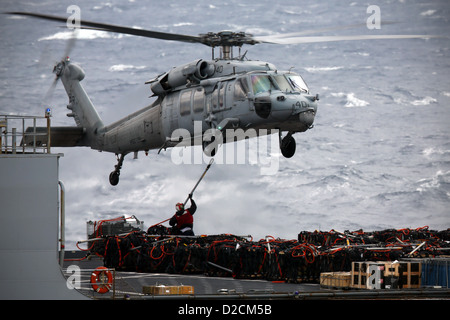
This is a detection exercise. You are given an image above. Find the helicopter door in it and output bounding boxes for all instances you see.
[233,77,250,112]
[162,93,179,137]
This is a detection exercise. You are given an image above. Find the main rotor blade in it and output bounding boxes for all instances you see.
[7,11,440,48]
[7,11,202,44]
[254,22,398,42]
[260,34,439,45]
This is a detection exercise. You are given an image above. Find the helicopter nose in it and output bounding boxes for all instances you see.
[267,95,292,120]
[299,109,315,128]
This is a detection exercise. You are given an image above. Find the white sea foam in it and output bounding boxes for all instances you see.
[422,147,449,157]
[108,64,146,72]
[304,66,344,73]
[331,92,369,107]
[38,29,119,41]
[346,93,369,107]
[411,96,437,106]
[416,170,450,193]
[420,10,436,16]
[173,22,194,27]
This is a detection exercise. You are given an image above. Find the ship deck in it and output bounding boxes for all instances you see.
[63,251,450,300]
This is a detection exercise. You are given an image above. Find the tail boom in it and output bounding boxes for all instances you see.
[58,60,104,149]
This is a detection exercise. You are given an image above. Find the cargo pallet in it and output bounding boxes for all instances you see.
[349,261,422,289]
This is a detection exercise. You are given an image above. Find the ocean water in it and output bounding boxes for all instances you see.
[1,0,449,248]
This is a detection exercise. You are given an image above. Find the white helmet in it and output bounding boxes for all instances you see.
[176,203,184,212]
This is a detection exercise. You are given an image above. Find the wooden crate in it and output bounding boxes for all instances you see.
[384,261,421,289]
[351,262,367,289]
[320,272,351,289]
[351,262,385,289]
[143,285,194,295]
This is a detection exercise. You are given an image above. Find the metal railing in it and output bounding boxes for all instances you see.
[0,114,51,154]
[62,266,148,299]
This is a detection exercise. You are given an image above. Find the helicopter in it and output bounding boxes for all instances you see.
[8,11,437,185]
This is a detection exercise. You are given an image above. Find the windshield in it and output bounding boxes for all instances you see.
[251,74,309,94]
[274,75,292,92]
[251,75,279,94]
[286,75,309,93]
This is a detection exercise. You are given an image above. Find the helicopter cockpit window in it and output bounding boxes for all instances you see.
[234,78,249,101]
[251,75,279,95]
[212,85,219,111]
[180,90,192,116]
[212,82,226,111]
[218,83,224,108]
[274,75,292,92]
[193,87,204,113]
[286,75,309,93]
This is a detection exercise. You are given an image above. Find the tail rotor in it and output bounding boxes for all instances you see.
[41,30,78,107]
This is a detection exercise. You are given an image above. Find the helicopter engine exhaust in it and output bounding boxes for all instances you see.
[151,59,214,95]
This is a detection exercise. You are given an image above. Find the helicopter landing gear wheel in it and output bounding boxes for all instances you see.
[109,154,125,186]
[109,171,120,186]
[280,132,296,158]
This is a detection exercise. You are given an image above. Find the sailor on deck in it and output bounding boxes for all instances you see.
[169,194,196,236]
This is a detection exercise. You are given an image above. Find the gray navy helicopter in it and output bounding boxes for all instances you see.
[9,12,435,185]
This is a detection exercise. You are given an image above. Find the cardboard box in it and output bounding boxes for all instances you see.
[320,272,351,289]
[142,285,194,295]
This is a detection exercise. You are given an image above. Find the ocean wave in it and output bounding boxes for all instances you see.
[394,86,415,98]
[38,29,120,41]
[173,22,194,27]
[108,64,146,72]
[410,96,437,106]
[374,190,418,202]
[415,170,450,195]
[304,66,344,73]
[93,3,115,10]
[393,87,438,106]
[330,92,369,107]
[420,10,436,16]
[422,147,450,157]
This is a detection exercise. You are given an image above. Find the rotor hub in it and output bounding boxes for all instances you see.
[199,31,259,48]
[198,31,259,60]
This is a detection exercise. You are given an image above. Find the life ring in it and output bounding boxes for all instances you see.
[90,267,113,294]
